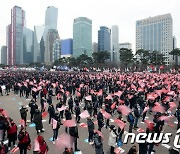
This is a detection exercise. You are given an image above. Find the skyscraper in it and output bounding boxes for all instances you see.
[7,6,25,65]
[34,6,59,64]
[53,39,61,62]
[111,25,119,63]
[92,42,98,53]
[73,17,92,57]
[45,29,59,64]
[1,46,7,65]
[136,14,173,65]
[98,26,111,52]
[61,39,73,57]
[22,27,34,64]
[45,6,58,29]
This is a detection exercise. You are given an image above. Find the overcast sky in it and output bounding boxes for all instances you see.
[0,0,180,52]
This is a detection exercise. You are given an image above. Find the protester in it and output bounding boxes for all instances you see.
[33,109,44,134]
[18,127,31,154]
[108,125,117,154]
[94,132,104,154]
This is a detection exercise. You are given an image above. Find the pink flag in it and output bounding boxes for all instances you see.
[79,110,90,118]
[144,120,154,130]
[128,95,133,99]
[152,105,165,113]
[102,111,111,119]
[147,94,156,100]
[143,106,149,113]
[76,92,81,97]
[97,89,103,96]
[118,105,131,115]
[55,133,73,150]
[79,123,87,128]
[17,83,22,87]
[159,116,171,122]
[114,91,123,97]
[111,102,116,110]
[63,119,76,127]
[52,119,58,129]
[105,95,113,100]
[85,95,92,101]
[57,105,67,112]
[167,91,175,96]
[94,130,104,139]
[32,88,37,92]
[20,119,25,128]
[169,102,177,109]
[33,137,40,152]
[114,119,126,130]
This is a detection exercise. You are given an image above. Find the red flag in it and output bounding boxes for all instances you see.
[152,105,165,113]
[79,123,87,128]
[42,111,48,118]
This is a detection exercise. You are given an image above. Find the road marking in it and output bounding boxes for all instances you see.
[161,144,171,149]
[174,121,178,124]
[124,131,128,135]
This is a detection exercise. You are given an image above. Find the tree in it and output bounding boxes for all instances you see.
[169,48,180,65]
[53,57,67,66]
[136,49,150,65]
[119,48,134,68]
[76,54,93,67]
[66,57,77,67]
[92,51,110,64]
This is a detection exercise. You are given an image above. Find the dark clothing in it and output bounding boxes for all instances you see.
[33,112,43,131]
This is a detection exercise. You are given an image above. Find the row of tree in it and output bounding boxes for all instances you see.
[53,48,180,69]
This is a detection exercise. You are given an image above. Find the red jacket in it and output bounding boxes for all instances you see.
[7,124,17,135]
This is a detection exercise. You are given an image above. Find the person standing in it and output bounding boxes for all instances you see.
[69,125,79,151]
[18,127,31,154]
[7,119,17,151]
[108,125,117,154]
[87,117,94,144]
[97,111,104,132]
[94,132,104,154]
[127,112,134,133]
[20,105,28,126]
[74,104,81,123]
[48,104,55,125]
[29,99,38,123]
[33,109,44,134]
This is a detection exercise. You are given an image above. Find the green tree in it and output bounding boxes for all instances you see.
[136,49,150,65]
[66,57,77,67]
[76,54,93,67]
[53,57,67,66]
[169,48,180,65]
[119,48,134,68]
[92,51,110,64]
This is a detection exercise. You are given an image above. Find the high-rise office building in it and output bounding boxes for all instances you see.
[34,6,58,63]
[98,26,111,52]
[73,17,92,57]
[7,6,25,65]
[92,42,98,53]
[45,6,58,29]
[45,29,60,64]
[111,25,119,63]
[61,39,73,57]
[1,46,7,65]
[22,27,34,64]
[33,25,45,62]
[52,39,61,62]
[136,14,173,65]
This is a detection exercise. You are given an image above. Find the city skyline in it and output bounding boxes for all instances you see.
[0,0,180,54]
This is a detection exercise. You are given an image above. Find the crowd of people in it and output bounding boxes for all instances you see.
[0,71,180,154]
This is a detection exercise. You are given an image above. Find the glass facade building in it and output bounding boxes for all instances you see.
[7,6,25,65]
[61,39,73,57]
[111,25,119,63]
[1,46,7,65]
[136,14,173,65]
[53,39,61,62]
[73,17,92,57]
[45,6,58,30]
[23,27,34,64]
[98,26,111,52]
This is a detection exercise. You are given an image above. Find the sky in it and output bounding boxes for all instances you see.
[0,0,180,53]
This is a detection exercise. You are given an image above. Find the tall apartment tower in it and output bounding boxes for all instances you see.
[98,26,111,52]
[73,17,92,57]
[7,6,25,65]
[136,14,173,65]
[111,25,119,63]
